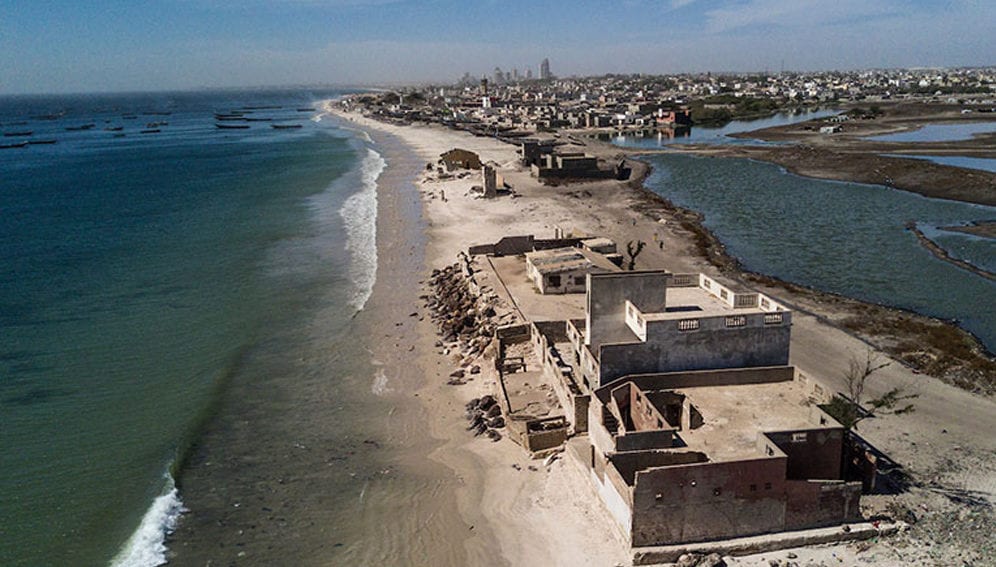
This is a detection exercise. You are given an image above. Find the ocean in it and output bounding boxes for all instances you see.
[0,89,383,566]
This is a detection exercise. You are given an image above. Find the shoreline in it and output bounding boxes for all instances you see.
[668,143,996,207]
[580,136,996,393]
[329,102,996,565]
[905,221,995,281]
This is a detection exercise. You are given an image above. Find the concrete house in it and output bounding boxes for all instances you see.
[550,270,862,548]
[440,148,483,171]
[567,271,792,389]
[524,247,619,294]
[579,367,861,548]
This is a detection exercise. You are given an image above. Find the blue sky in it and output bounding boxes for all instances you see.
[1,0,993,94]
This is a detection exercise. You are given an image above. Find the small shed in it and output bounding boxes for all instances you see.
[525,247,618,294]
[440,148,482,171]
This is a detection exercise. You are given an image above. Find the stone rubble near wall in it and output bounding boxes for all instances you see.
[422,260,507,441]
[465,395,504,441]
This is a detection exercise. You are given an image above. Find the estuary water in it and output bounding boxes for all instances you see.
[605,109,838,147]
[640,153,996,351]
[0,89,379,566]
[866,122,996,143]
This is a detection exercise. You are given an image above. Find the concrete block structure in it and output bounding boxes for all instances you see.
[524,247,619,294]
[580,368,861,547]
[545,270,862,548]
[568,271,791,389]
[440,148,482,171]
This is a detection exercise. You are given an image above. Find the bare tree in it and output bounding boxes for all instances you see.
[625,239,646,271]
[826,349,917,430]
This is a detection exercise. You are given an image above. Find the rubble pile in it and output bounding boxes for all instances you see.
[422,261,500,377]
[465,395,504,442]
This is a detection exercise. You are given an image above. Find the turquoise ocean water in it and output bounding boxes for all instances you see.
[0,89,376,566]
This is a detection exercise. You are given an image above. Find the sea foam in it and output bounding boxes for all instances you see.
[340,147,386,311]
[110,472,185,567]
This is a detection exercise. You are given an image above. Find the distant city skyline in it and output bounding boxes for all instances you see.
[1,0,994,95]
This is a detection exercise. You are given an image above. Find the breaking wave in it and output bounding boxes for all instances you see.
[340,147,385,311]
[110,471,185,567]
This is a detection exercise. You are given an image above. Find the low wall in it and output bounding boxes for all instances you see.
[784,480,863,529]
[468,235,584,257]
[630,457,789,546]
[525,417,569,453]
[596,366,796,403]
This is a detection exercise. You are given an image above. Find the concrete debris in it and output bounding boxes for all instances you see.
[424,262,500,370]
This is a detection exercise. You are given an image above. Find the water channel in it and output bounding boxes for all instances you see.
[602,109,838,147]
[636,152,996,351]
[866,122,996,143]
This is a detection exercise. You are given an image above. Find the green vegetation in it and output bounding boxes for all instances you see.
[688,96,783,126]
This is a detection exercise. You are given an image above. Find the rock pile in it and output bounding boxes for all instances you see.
[465,395,504,441]
[422,261,499,374]
[675,552,726,567]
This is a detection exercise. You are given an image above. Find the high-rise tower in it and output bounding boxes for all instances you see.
[539,58,551,80]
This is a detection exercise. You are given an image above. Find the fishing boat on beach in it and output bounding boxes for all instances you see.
[3,131,33,137]
[140,129,161,134]
[28,139,58,145]
[271,124,303,129]
[215,123,250,130]
[105,126,124,132]
[65,124,96,131]
[0,141,28,149]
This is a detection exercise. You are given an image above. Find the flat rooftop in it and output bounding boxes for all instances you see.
[670,379,830,462]
[526,246,619,275]
[638,282,776,322]
[488,255,587,322]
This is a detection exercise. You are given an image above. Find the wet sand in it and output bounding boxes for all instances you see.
[168,126,474,566]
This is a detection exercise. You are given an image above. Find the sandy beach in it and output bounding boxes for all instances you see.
[329,103,996,566]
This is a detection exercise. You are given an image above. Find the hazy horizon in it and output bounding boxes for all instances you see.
[2,0,993,96]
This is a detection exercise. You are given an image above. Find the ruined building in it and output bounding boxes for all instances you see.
[491,268,863,549]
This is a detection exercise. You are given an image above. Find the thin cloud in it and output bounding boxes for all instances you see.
[703,0,900,34]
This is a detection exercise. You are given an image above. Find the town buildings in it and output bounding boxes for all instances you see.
[347,66,995,142]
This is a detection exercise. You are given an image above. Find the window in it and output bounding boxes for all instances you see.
[548,275,561,287]
[725,315,747,328]
[750,484,757,492]
[791,432,808,443]
[761,297,770,309]
[764,482,772,490]
[657,418,663,429]
[677,319,700,331]
[764,313,783,325]
[720,289,729,300]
